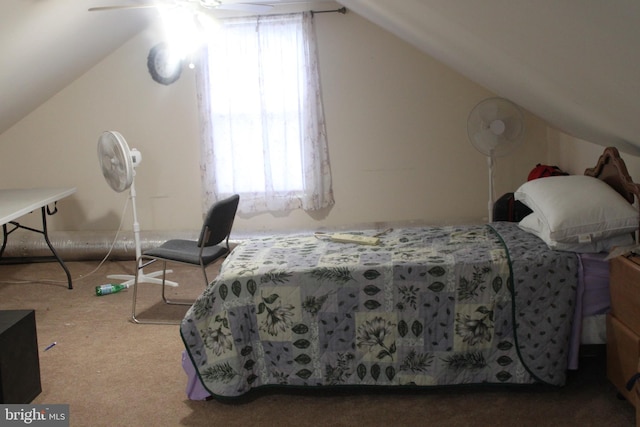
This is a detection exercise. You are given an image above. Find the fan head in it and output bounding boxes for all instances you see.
[467,97,524,158]
[97,131,137,193]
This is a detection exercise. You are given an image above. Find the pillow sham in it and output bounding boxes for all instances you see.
[518,212,634,253]
[514,175,638,243]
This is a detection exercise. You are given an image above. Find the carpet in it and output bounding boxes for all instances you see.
[0,260,635,426]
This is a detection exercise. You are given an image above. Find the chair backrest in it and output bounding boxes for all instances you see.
[197,194,240,248]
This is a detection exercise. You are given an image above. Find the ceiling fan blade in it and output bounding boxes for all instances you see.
[216,3,273,12]
[90,0,275,13]
[88,5,161,11]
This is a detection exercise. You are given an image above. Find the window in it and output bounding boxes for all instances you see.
[197,12,334,215]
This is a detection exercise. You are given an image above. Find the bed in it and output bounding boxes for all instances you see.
[180,146,640,399]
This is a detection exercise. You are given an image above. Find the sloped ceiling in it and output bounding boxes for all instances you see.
[2,0,640,155]
[0,0,154,134]
[339,0,640,155]
[0,0,323,135]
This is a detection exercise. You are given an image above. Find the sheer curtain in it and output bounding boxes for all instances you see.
[196,12,334,215]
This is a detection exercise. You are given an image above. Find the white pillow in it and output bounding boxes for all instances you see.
[518,212,634,253]
[514,175,638,243]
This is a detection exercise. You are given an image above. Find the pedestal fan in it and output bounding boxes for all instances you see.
[467,97,524,222]
[97,131,177,287]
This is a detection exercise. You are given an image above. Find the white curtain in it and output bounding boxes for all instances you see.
[196,12,334,215]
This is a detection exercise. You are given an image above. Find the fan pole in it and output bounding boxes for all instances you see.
[107,180,179,287]
[130,180,143,266]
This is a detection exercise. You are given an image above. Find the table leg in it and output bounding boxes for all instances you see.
[40,207,73,289]
[0,224,7,259]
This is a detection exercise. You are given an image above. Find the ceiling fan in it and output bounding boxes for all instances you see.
[89,0,276,14]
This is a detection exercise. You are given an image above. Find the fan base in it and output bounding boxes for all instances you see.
[107,270,178,287]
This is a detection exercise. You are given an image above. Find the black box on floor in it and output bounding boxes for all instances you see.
[0,310,41,403]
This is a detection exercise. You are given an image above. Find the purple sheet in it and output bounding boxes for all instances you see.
[182,351,210,400]
[567,253,610,369]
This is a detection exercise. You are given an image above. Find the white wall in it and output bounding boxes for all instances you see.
[0,6,550,239]
[549,129,640,180]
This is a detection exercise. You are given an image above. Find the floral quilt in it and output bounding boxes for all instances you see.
[180,222,578,398]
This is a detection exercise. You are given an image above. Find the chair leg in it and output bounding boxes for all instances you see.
[131,258,183,325]
[131,263,142,323]
[201,264,209,288]
[161,260,194,306]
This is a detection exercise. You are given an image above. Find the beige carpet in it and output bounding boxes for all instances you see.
[0,260,636,427]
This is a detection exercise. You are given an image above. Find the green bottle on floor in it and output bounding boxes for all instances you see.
[95,283,128,296]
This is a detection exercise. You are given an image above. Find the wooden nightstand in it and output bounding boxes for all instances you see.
[608,254,640,408]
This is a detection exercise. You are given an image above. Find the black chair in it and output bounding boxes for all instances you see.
[131,194,240,324]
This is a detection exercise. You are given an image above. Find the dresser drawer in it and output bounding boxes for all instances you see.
[610,256,640,334]
[637,365,640,427]
[607,314,640,407]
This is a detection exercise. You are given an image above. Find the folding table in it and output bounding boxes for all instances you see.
[0,187,76,289]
